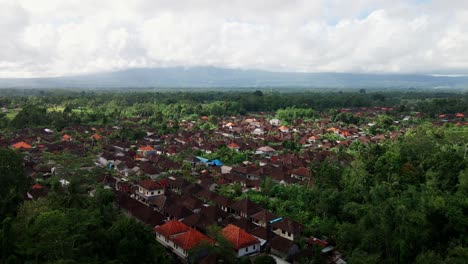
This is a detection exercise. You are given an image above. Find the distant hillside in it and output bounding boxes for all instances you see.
[1,67,468,89]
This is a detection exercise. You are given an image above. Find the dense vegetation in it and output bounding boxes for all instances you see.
[230,124,467,263]
[0,148,170,264]
[0,90,466,132]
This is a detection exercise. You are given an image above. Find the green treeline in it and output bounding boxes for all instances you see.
[0,90,466,132]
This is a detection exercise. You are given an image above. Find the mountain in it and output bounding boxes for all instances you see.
[0,67,467,89]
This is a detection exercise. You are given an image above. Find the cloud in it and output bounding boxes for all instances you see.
[0,0,466,77]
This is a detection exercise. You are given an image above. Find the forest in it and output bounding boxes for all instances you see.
[0,89,467,263]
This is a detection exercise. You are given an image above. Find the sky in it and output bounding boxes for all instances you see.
[0,0,467,78]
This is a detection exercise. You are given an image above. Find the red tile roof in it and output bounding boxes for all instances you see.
[227,143,240,149]
[221,224,259,250]
[307,236,328,248]
[171,228,213,250]
[12,141,32,149]
[154,220,190,238]
[32,183,43,189]
[90,133,102,140]
[62,134,71,140]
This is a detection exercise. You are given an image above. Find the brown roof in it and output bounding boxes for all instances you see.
[271,235,295,254]
[165,204,194,220]
[115,192,165,227]
[250,209,279,224]
[212,194,233,207]
[138,179,163,190]
[271,217,304,236]
[229,198,263,217]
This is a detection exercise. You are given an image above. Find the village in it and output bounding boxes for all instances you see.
[2,101,465,264]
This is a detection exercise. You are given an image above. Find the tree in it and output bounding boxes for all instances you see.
[0,148,27,221]
[253,254,276,264]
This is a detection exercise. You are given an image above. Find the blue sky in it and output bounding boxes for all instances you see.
[0,0,466,77]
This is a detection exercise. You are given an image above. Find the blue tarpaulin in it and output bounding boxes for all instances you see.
[211,159,223,166]
[195,156,209,163]
[195,156,223,166]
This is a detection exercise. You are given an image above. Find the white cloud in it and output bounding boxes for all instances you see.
[0,0,465,77]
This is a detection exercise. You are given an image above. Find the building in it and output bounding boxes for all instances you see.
[221,224,260,257]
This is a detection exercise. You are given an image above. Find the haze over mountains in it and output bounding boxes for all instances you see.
[0,67,467,89]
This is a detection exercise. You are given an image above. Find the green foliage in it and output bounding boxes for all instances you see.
[282,140,301,152]
[0,148,27,221]
[277,107,315,124]
[253,254,276,264]
[241,125,467,263]
[11,105,49,129]
[3,189,169,264]
[204,146,248,166]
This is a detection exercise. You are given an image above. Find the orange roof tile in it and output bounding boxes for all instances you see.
[139,145,154,151]
[154,220,190,238]
[90,133,102,140]
[227,143,240,149]
[12,141,32,149]
[171,228,213,250]
[221,224,259,250]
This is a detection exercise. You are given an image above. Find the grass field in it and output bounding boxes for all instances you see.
[47,106,91,114]
[6,111,18,120]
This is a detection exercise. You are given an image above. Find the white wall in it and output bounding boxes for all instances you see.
[237,243,260,257]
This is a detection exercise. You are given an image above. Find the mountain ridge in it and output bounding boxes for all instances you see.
[1,67,467,89]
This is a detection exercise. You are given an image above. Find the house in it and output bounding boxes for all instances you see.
[271,217,304,241]
[269,118,280,126]
[307,236,334,254]
[155,220,191,247]
[251,209,279,227]
[271,235,300,260]
[221,224,261,257]
[62,134,72,141]
[227,143,240,151]
[249,226,275,248]
[135,179,165,204]
[138,145,156,157]
[12,141,32,149]
[27,184,49,199]
[115,192,165,227]
[90,133,102,140]
[155,220,212,260]
[229,198,263,219]
[171,229,213,259]
[212,194,233,213]
[252,128,264,135]
[165,203,194,220]
[279,126,290,133]
[290,167,312,181]
[182,206,228,233]
[256,146,275,155]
